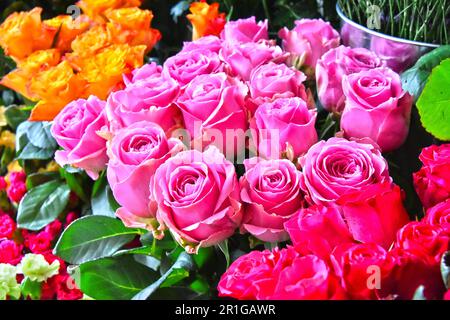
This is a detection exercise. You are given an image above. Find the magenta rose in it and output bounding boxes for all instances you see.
[106,121,184,233]
[413,144,450,208]
[153,146,242,253]
[220,40,287,81]
[220,17,268,44]
[106,72,182,134]
[424,199,450,228]
[123,62,162,86]
[163,49,224,88]
[316,46,384,112]
[299,137,391,205]
[176,72,248,155]
[239,158,304,242]
[247,62,308,114]
[181,35,222,53]
[251,97,317,159]
[340,67,413,152]
[285,205,354,259]
[278,18,340,69]
[51,95,108,180]
[370,36,419,73]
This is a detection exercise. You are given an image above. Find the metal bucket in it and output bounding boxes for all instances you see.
[336,4,440,73]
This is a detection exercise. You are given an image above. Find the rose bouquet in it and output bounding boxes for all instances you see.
[0,1,449,301]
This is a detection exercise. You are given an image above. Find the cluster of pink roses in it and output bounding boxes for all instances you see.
[49,16,446,299]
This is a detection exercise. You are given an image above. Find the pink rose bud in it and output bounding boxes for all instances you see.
[251,97,317,159]
[278,18,340,69]
[239,158,305,242]
[163,48,224,88]
[341,67,413,152]
[154,147,242,253]
[299,137,391,205]
[182,35,223,53]
[176,72,248,156]
[107,121,184,232]
[51,96,108,179]
[247,62,308,115]
[316,46,384,113]
[220,40,287,81]
[123,62,162,87]
[106,69,182,135]
[220,17,268,44]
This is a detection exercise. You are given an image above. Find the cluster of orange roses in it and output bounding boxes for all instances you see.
[0,0,161,121]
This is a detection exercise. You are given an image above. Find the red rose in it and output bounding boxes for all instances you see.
[331,243,394,299]
[445,290,450,300]
[0,214,16,239]
[394,221,449,265]
[24,231,54,253]
[285,205,354,259]
[44,219,63,238]
[54,274,83,300]
[413,144,450,208]
[385,248,446,300]
[0,239,23,265]
[423,199,450,229]
[336,182,410,249]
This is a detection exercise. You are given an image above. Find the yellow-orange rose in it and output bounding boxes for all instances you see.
[44,15,91,52]
[29,61,87,121]
[77,0,142,21]
[105,7,161,52]
[0,49,61,100]
[187,2,226,40]
[0,7,58,61]
[78,44,145,99]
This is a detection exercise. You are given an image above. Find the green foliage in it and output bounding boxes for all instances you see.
[17,180,70,230]
[416,58,450,141]
[54,215,143,264]
[16,121,57,160]
[442,251,450,289]
[20,278,41,300]
[90,173,119,218]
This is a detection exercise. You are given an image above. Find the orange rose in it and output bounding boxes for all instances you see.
[77,0,142,21]
[44,15,91,52]
[0,7,58,61]
[78,44,145,99]
[29,61,87,121]
[105,7,161,52]
[187,1,226,40]
[0,49,61,100]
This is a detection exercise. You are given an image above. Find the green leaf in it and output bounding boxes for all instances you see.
[412,285,426,300]
[217,239,230,268]
[25,172,60,189]
[132,252,194,300]
[60,169,88,202]
[54,215,143,264]
[79,255,158,300]
[170,0,191,23]
[27,122,57,149]
[20,277,42,300]
[113,245,153,257]
[17,180,70,230]
[91,174,118,218]
[134,255,161,271]
[441,251,450,289]
[402,46,450,100]
[416,58,450,141]
[4,105,31,130]
[15,121,56,160]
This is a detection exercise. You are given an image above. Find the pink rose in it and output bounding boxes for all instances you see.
[239,158,304,242]
[423,199,450,228]
[153,147,242,253]
[176,72,248,155]
[107,121,184,232]
[182,35,222,53]
[316,46,384,112]
[413,144,450,208]
[51,96,108,180]
[337,182,410,249]
[299,137,391,205]
[247,62,308,114]
[370,37,419,73]
[341,67,413,152]
[220,17,268,44]
[278,19,340,69]
[331,243,394,299]
[123,62,162,86]
[251,97,317,159]
[106,71,182,134]
[285,205,354,259]
[163,49,224,88]
[220,40,287,81]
